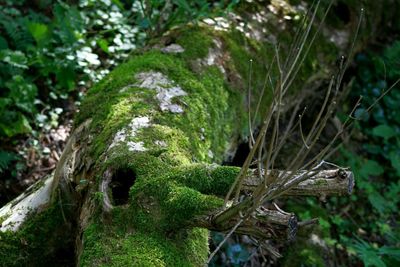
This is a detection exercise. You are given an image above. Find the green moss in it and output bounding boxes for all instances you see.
[71,45,246,265]
[175,26,214,60]
[217,29,276,127]
[72,16,344,266]
[77,162,241,266]
[169,164,240,196]
[80,222,208,267]
[130,173,222,231]
[75,50,242,166]
[0,203,76,266]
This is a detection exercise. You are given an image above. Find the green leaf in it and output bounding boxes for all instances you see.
[379,246,400,258]
[0,111,32,137]
[97,38,109,53]
[0,150,17,173]
[368,193,388,214]
[111,0,124,9]
[0,36,8,50]
[55,66,76,91]
[372,124,397,140]
[0,49,28,69]
[6,75,38,113]
[360,160,384,177]
[389,151,400,176]
[27,22,49,45]
[352,238,387,267]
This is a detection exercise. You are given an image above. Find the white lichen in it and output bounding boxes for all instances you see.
[127,141,146,152]
[109,116,151,151]
[134,71,187,113]
[160,44,185,53]
[154,140,167,147]
[202,17,231,31]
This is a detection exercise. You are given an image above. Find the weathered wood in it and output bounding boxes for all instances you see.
[243,169,354,197]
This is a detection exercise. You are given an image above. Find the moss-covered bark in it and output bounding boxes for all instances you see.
[0,1,397,266]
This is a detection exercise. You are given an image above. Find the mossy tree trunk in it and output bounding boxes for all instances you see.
[0,1,398,266]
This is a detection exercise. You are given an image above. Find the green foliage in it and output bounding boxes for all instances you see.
[350,237,400,267]
[0,150,18,173]
[0,0,237,187]
[283,40,400,267]
[334,42,400,266]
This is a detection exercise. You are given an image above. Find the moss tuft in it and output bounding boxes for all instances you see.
[80,222,209,267]
[0,203,76,266]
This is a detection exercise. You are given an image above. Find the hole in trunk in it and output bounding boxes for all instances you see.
[223,139,251,167]
[110,168,136,205]
[333,2,351,24]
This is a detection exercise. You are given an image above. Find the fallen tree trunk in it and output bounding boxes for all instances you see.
[0,1,397,266]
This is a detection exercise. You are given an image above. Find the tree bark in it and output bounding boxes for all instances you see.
[0,1,398,266]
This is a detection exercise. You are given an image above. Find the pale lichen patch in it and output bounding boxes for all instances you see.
[194,39,227,75]
[202,17,231,31]
[154,140,167,147]
[208,150,214,159]
[134,71,187,113]
[160,44,185,53]
[127,141,147,152]
[109,116,151,151]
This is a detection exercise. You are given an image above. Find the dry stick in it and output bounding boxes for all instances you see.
[262,1,330,187]
[232,106,274,203]
[283,0,334,94]
[248,59,255,148]
[300,72,400,174]
[255,95,287,209]
[252,55,276,129]
[255,70,275,178]
[320,96,363,160]
[268,100,303,165]
[292,7,365,173]
[282,0,320,89]
[266,98,337,200]
[206,218,244,265]
[285,19,334,130]
[338,8,364,87]
[299,108,310,149]
[250,56,283,207]
[298,96,362,174]
[219,3,361,259]
[263,164,324,201]
[263,46,284,173]
[264,76,336,202]
[273,47,284,159]
[236,0,329,211]
[225,60,284,204]
[276,77,336,189]
[282,0,317,75]
[224,84,281,204]
[304,76,335,146]
[282,2,312,72]
[319,77,400,164]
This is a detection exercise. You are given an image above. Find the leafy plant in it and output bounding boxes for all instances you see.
[330,41,400,266]
[282,40,400,267]
[0,150,18,173]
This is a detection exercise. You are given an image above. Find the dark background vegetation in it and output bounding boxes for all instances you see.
[0,0,398,266]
